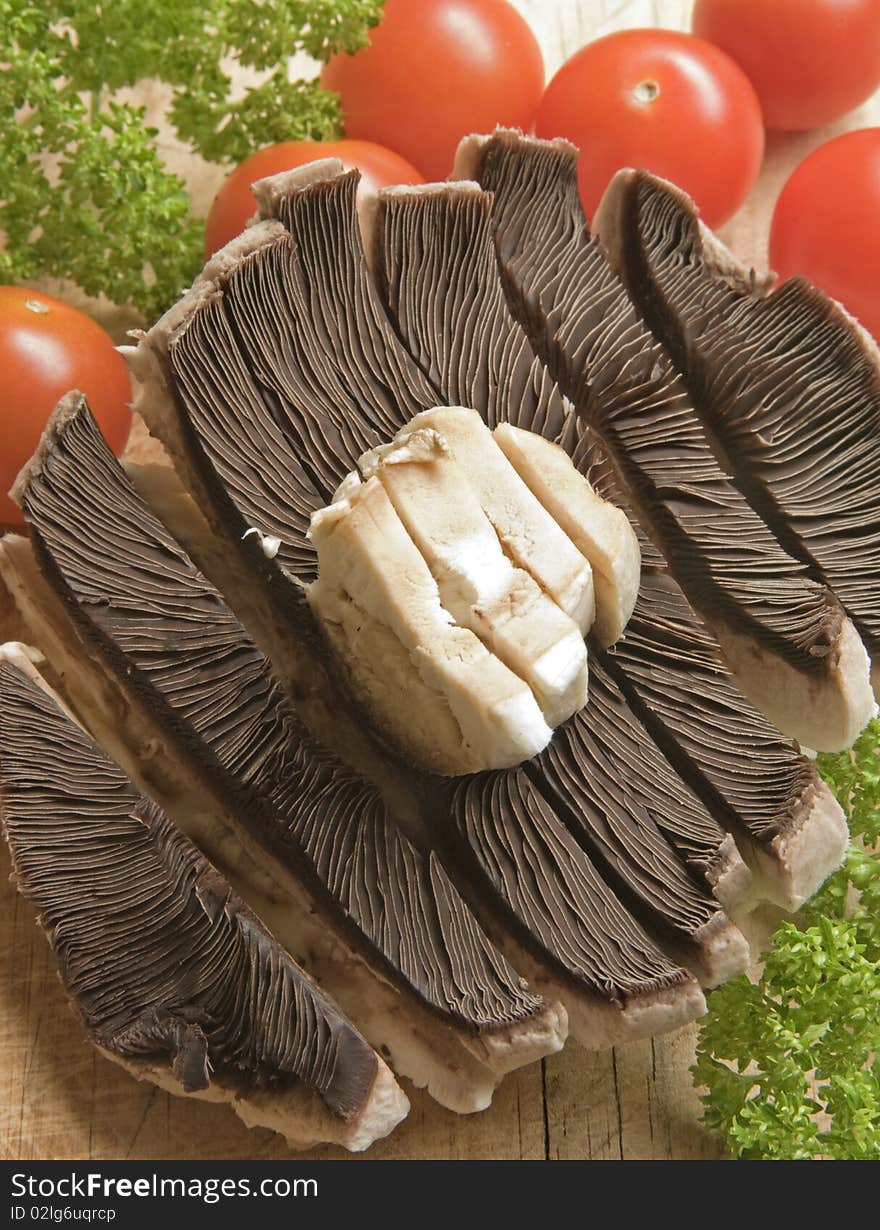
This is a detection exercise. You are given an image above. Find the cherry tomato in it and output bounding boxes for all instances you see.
[0,287,131,529]
[535,28,764,229]
[321,0,544,182]
[204,139,424,257]
[694,0,880,132]
[770,129,880,342]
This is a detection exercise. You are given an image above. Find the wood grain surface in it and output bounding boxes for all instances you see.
[2,0,878,1162]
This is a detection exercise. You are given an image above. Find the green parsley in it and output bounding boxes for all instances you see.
[1,1,383,316]
[694,718,880,1159]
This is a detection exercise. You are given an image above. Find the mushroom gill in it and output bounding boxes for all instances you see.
[0,648,407,1153]
[595,168,880,701]
[456,130,874,753]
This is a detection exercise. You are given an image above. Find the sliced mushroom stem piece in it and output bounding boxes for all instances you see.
[383,407,596,633]
[457,128,874,753]
[0,647,407,1154]
[595,168,880,702]
[357,426,589,729]
[309,471,553,773]
[492,423,640,647]
[7,396,565,1113]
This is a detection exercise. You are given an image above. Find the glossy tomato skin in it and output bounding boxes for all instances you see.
[0,287,131,528]
[535,29,764,229]
[204,139,424,257]
[321,0,544,182]
[770,129,880,342]
[694,0,880,132]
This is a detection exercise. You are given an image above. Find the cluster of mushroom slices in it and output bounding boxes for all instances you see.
[2,398,567,1126]
[596,167,880,702]
[2,128,876,1152]
[453,131,877,752]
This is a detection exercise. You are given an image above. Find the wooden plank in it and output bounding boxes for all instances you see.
[543,1034,723,1161]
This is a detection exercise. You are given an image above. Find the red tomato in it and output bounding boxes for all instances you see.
[0,287,131,529]
[321,0,544,182]
[694,0,880,132]
[535,29,764,229]
[204,139,424,257]
[770,129,880,342]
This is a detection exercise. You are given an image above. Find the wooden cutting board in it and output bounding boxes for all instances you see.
[2,0,877,1161]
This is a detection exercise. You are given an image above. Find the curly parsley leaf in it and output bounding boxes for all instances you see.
[694,719,880,1160]
[170,73,344,166]
[1,0,383,314]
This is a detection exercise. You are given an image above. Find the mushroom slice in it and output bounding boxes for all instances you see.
[370,181,569,438]
[0,647,407,1154]
[357,427,589,728]
[456,129,874,753]
[492,423,638,647]
[8,396,565,1114]
[596,169,880,700]
[427,768,708,1046]
[308,470,553,773]
[603,547,848,911]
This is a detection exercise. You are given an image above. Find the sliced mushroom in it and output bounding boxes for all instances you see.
[362,409,596,634]
[595,169,880,702]
[603,552,848,911]
[362,174,753,921]
[8,395,565,1114]
[371,181,569,438]
[0,646,407,1153]
[308,468,555,774]
[10,396,720,1047]
[456,129,874,753]
[7,113,874,1149]
[423,767,708,1045]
